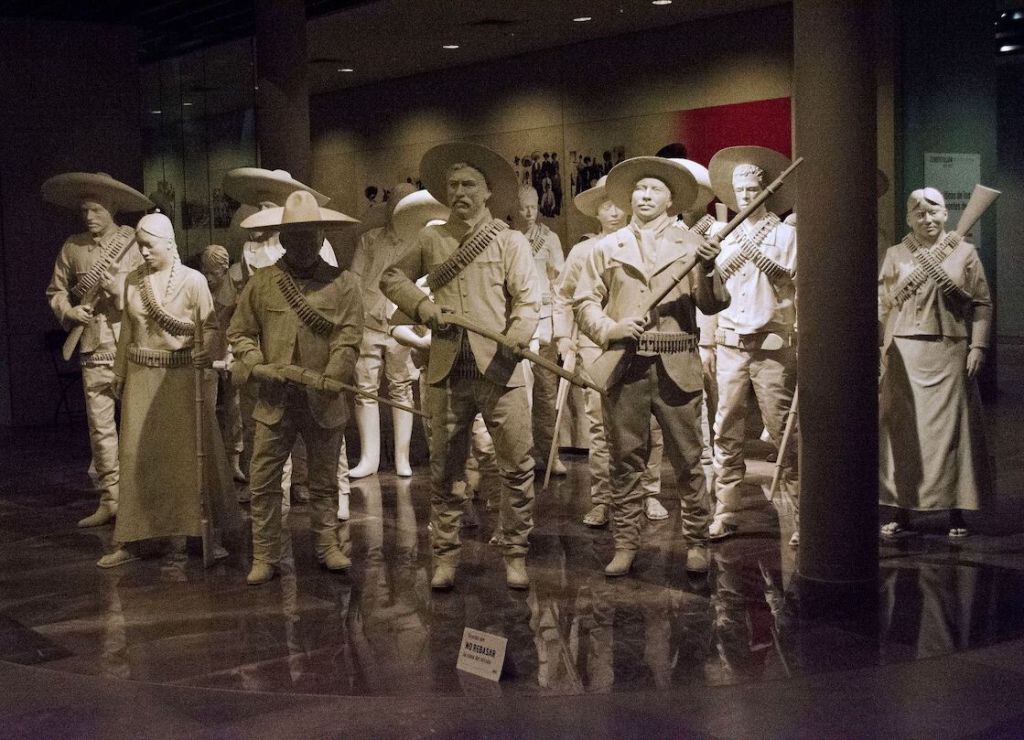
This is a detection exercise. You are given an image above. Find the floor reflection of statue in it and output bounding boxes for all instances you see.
[348,477,431,693]
[881,563,980,660]
[44,172,152,528]
[98,213,238,569]
[878,187,993,540]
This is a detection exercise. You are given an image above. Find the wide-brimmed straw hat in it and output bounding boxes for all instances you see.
[709,146,794,215]
[670,159,715,212]
[392,190,450,244]
[240,190,359,230]
[41,172,153,212]
[605,157,699,217]
[223,168,329,207]
[574,175,612,219]
[419,142,518,218]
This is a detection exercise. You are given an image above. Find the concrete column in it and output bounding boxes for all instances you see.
[254,0,310,182]
[792,1,879,607]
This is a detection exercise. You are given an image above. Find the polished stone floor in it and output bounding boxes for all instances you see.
[2,360,1024,737]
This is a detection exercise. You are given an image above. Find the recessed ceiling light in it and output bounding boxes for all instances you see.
[442,44,460,49]
[573,16,592,22]
[337,67,354,72]
[151,109,162,114]
[1000,44,1022,52]
[182,101,193,106]
[652,0,672,5]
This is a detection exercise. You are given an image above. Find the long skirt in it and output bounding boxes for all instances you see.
[879,336,992,511]
[114,364,239,543]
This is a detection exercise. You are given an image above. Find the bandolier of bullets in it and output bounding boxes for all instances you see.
[138,271,196,337]
[275,271,336,336]
[70,225,135,300]
[528,226,547,256]
[689,213,716,237]
[127,345,194,367]
[426,220,508,292]
[636,331,699,354]
[718,214,789,281]
[901,232,972,306]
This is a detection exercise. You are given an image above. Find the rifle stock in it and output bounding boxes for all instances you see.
[277,364,429,418]
[588,157,804,390]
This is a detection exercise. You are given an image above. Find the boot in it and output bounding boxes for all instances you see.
[685,544,709,573]
[604,549,636,577]
[230,453,248,483]
[431,561,457,590]
[246,561,277,585]
[321,547,351,572]
[504,556,530,589]
[349,405,380,478]
[78,503,117,528]
[392,407,413,477]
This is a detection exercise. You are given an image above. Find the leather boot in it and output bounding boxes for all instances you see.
[604,549,636,577]
[349,405,380,478]
[78,503,116,528]
[246,561,277,585]
[392,407,413,477]
[321,547,351,571]
[504,556,530,589]
[431,561,457,590]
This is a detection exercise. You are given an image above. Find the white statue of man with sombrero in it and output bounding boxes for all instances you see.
[44,171,153,528]
[227,191,363,585]
[704,146,799,546]
[574,156,728,577]
[347,181,420,480]
[552,175,667,528]
[381,142,540,591]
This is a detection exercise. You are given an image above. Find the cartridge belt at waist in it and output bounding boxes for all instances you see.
[715,330,796,351]
[636,331,698,356]
[127,344,193,368]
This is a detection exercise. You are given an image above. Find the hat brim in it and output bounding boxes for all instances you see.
[605,157,698,217]
[223,168,330,207]
[240,206,359,231]
[420,143,518,220]
[573,185,611,219]
[41,173,153,212]
[392,190,450,244]
[670,159,715,211]
[709,146,795,215]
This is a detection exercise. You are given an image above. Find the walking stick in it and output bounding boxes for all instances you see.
[768,386,798,509]
[543,327,578,491]
[194,308,216,567]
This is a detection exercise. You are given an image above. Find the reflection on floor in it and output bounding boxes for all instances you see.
[2,376,1024,737]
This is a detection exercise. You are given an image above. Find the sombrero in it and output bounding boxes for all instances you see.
[41,172,153,212]
[240,190,359,230]
[573,175,611,219]
[223,168,329,207]
[709,146,795,215]
[670,159,715,211]
[392,190,450,244]
[605,157,699,217]
[419,142,518,219]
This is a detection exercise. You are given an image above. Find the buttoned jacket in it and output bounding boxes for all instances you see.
[574,217,729,393]
[380,209,540,387]
[228,260,363,429]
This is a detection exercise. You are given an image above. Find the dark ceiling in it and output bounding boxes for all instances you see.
[0,0,372,62]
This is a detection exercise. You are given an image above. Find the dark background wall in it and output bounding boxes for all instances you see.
[0,20,143,427]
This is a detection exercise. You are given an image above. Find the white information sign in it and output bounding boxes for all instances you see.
[456,627,507,681]
[924,152,983,245]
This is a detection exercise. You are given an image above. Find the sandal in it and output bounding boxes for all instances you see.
[948,527,970,539]
[644,497,669,521]
[583,504,610,528]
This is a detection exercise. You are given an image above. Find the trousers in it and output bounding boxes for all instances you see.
[603,356,710,550]
[82,361,119,507]
[426,373,534,563]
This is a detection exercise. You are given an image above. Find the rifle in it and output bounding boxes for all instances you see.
[587,158,803,390]
[193,308,217,568]
[62,233,138,361]
[543,326,578,491]
[768,386,798,508]
[276,364,429,419]
[439,312,605,396]
[880,184,1000,365]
